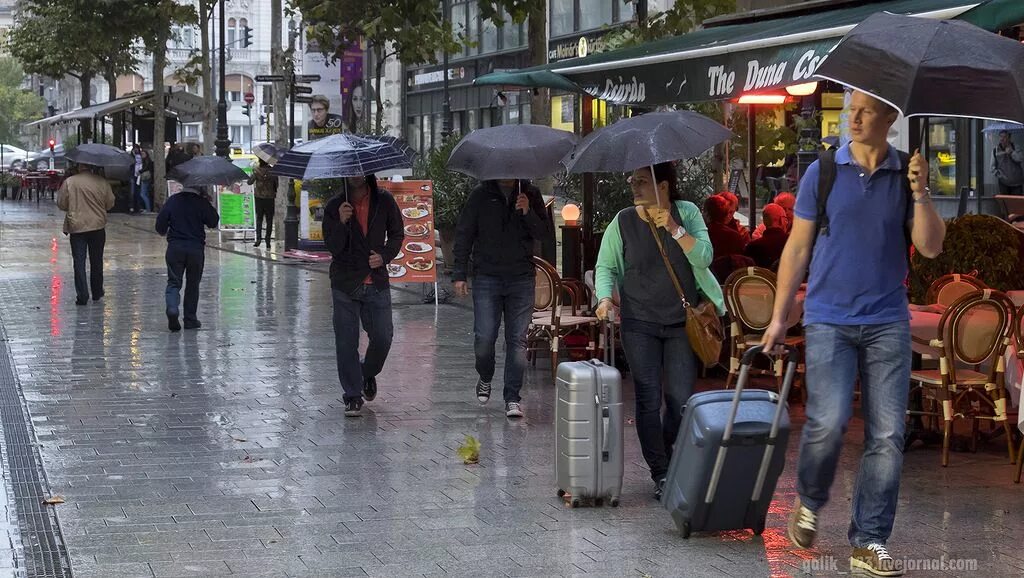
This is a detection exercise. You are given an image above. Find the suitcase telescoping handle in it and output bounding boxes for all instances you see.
[598,319,615,462]
[705,344,800,505]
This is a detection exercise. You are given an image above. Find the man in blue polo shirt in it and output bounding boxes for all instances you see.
[763,90,946,577]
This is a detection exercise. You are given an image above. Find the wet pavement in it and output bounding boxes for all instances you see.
[0,199,1022,577]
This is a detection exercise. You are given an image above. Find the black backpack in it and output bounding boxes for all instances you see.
[813,148,914,266]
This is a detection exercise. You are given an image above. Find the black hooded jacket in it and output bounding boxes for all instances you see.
[452,181,550,282]
[322,185,405,294]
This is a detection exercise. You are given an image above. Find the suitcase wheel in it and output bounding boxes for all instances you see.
[570,498,581,508]
[557,489,565,498]
[681,521,691,539]
[609,498,620,507]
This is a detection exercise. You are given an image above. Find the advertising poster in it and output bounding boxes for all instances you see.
[299,189,325,243]
[387,180,436,284]
[216,182,256,230]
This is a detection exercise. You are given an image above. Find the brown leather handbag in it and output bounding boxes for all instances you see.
[644,216,724,367]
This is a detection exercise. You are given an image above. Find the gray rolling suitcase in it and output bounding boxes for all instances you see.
[555,323,623,508]
[662,344,798,538]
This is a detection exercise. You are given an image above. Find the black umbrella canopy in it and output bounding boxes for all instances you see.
[447,124,578,180]
[168,155,248,187]
[814,12,1024,123]
[561,110,732,174]
[272,134,416,180]
[65,143,133,169]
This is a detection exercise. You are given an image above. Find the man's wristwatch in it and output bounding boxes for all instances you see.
[913,187,932,204]
[672,225,687,240]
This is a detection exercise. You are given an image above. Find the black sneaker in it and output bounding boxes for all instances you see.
[344,398,364,417]
[253,239,262,247]
[75,298,88,306]
[167,313,181,332]
[653,478,666,501]
[362,377,377,401]
[184,320,202,330]
[476,379,492,404]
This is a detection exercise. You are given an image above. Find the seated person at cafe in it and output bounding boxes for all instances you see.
[752,192,796,239]
[745,203,789,269]
[706,194,748,260]
[719,191,751,244]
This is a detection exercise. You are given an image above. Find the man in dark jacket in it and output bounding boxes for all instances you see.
[155,186,220,332]
[322,174,404,417]
[453,180,550,419]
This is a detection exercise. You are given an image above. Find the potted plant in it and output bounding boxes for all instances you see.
[413,133,474,275]
[909,214,1024,303]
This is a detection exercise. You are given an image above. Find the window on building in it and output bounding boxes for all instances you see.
[230,125,251,147]
[619,0,635,22]
[501,9,521,49]
[408,117,422,152]
[227,18,238,45]
[184,124,200,140]
[481,12,498,53]
[225,74,253,103]
[451,3,467,46]
[465,2,479,58]
[551,0,574,37]
[580,0,613,31]
[239,18,249,46]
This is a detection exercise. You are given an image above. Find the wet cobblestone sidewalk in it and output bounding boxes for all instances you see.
[0,200,1022,577]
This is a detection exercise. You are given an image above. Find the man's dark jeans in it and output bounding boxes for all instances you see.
[165,244,205,323]
[620,325,697,482]
[69,229,106,302]
[332,285,394,402]
[472,274,535,403]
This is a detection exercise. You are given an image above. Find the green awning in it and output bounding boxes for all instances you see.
[475,0,1021,106]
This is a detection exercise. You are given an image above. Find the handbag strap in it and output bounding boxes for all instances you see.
[643,210,690,308]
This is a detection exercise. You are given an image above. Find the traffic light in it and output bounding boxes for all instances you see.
[48,138,55,153]
[258,114,266,126]
[242,26,253,47]
[241,103,251,118]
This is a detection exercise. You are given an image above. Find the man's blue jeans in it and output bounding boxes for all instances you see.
[472,275,534,403]
[332,285,394,403]
[798,321,911,547]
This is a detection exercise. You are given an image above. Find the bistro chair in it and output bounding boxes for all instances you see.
[1013,304,1024,483]
[723,267,804,391]
[925,273,987,308]
[528,257,600,383]
[908,290,1017,467]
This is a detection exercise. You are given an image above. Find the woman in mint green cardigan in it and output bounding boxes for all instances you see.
[594,162,724,500]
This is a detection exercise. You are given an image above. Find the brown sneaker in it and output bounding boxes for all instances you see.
[850,544,904,577]
[787,497,817,549]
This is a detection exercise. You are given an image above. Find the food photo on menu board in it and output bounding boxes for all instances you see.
[385,180,437,283]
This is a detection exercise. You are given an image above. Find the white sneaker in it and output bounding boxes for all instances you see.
[505,402,524,418]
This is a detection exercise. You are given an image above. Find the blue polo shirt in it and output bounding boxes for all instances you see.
[795,144,911,326]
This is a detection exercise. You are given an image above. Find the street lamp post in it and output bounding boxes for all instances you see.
[441,0,451,137]
[283,19,299,250]
[214,0,231,158]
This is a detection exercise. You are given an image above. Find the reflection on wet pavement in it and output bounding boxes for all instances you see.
[0,200,1022,577]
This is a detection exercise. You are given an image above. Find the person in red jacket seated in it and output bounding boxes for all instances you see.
[745,203,790,270]
[705,194,748,260]
[718,191,751,244]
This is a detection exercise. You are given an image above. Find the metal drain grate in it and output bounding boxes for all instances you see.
[0,321,71,578]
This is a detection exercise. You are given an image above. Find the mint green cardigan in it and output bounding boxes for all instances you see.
[594,201,726,316]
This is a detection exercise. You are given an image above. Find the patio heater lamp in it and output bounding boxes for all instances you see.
[214,0,231,158]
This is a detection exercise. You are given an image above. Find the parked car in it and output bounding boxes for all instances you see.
[1,144,31,170]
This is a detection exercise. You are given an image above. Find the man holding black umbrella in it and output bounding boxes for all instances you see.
[57,164,116,305]
[322,174,404,417]
[452,180,550,419]
[763,90,946,577]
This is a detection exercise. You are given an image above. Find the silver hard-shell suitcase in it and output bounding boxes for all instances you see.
[662,344,798,537]
[555,322,623,507]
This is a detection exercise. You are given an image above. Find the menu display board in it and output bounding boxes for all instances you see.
[216,182,256,230]
[386,180,436,284]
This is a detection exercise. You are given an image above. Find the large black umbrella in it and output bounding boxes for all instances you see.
[65,143,133,169]
[272,134,415,180]
[447,125,578,180]
[168,155,248,187]
[814,12,1024,123]
[561,110,732,174]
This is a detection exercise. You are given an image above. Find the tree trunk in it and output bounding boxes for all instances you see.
[270,0,288,239]
[527,8,549,128]
[105,71,122,147]
[201,0,215,154]
[79,73,94,142]
[153,39,168,206]
[374,46,385,135]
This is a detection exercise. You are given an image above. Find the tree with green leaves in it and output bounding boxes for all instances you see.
[0,57,46,146]
[6,0,143,142]
[478,0,548,127]
[133,0,198,205]
[603,0,737,51]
